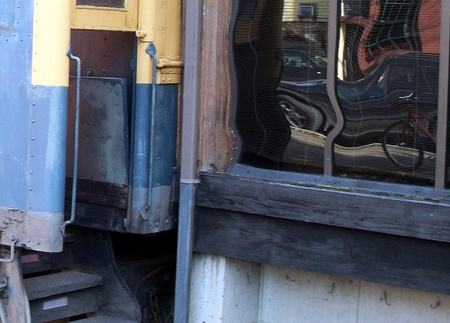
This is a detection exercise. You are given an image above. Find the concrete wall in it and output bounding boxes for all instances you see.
[190,253,450,323]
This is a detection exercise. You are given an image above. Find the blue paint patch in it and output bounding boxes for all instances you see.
[132,83,178,189]
[0,1,15,28]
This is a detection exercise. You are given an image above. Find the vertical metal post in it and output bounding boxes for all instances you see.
[435,1,450,189]
[324,1,344,176]
[174,0,202,322]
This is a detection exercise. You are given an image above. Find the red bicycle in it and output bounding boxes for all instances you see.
[382,107,436,171]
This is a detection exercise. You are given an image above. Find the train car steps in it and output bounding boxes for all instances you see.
[24,271,103,323]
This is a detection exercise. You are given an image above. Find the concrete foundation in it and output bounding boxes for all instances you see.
[190,253,450,323]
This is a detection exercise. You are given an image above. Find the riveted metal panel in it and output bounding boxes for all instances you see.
[127,84,178,234]
[0,1,66,252]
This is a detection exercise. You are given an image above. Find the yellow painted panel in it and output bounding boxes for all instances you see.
[161,0,182,61]
[32,0,71,86]
[136,41,153,84]
[136,0,182,84]
[70,0,138,30]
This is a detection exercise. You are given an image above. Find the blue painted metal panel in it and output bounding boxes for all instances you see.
[151,84,178,187]
[131,83,178,189]
[128,83,178,233]
[0,1,68,213]
[0,1,14,28]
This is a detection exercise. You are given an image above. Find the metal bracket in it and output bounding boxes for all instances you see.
[0,235,18,263]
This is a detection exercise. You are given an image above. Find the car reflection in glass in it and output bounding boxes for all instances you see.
[282,49,327,82]
[277,53,439,149]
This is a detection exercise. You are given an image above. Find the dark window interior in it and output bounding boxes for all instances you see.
[232,0,446,187]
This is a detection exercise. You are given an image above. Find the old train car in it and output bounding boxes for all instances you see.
[2,0,450,322]
[1,0,180,322]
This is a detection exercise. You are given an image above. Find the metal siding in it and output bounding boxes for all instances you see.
[132,83,177,189]
[152,84,178,187]
[0,0,33,210]
[128,83,178,233]
[29,86,68,212]
[0,1,68,213]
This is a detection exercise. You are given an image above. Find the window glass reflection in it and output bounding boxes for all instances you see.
[233,0,442,185]
[76,0,125,8]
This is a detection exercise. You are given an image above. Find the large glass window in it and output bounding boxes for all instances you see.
[233,0,446,187]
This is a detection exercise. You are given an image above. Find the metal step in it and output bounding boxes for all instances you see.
[24,271,103,323]
[21,233,77,275]
[74,314,139,322]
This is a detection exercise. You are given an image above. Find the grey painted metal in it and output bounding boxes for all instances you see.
[324,1,343,176]
[62,46,81,236]
[174,0,202,321]
[435,1,450,189]
[174,185,196,323]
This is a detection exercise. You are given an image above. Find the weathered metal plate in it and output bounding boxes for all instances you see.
[0,207,63,252]
[67,76,129,186]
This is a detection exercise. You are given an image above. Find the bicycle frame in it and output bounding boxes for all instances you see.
[406,108,436,144]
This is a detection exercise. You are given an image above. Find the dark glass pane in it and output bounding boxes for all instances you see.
[233,0,442,185]
[332,0,440,185]
[76,0,125,8]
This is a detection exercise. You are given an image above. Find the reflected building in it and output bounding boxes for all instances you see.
[233,0,442,185]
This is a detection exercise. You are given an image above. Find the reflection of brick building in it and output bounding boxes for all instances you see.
[342,0,440,77]
[418,0,440,53]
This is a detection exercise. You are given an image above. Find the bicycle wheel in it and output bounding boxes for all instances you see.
[382,120,424,171]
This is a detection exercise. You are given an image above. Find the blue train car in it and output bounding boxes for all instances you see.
[0,1,181,321]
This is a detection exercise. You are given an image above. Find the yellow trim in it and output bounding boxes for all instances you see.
[136,0,182,84]
[32,0,71,86]
[70,0,138,31]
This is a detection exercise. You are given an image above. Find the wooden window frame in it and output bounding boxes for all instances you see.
[193,0,450,296]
